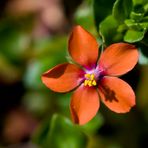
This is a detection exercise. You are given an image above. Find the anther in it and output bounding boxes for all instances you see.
[90,74,95,80]
[92,80,97,86]
[84,73,97,87]
[84,80,89,86]
[88,81,92,87]
[84,74,90,79]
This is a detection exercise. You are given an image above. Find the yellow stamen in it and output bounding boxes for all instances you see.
[92,80,97,86]
[84,80,89,86]
[88,80,92,87]
[84,73,91,79]
[90,74,95,80]
[84,73,97,87]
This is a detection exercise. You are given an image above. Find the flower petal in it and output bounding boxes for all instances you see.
[42,63,84,92]
[70,85,100,125]
[68,25,99,68]
[98,43,139,76]
[98,76,135,113]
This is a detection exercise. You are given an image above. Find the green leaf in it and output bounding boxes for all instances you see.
[93,0,115,30]
[48,114,87,148]
[130,11,144,22]
[125,19,148,30]
[32,118,51,146]
[113,0,133,23]
[142,16,148,22]
[80,114,104,135]
[144,3,148,12]
[133,0,148,5]
[139,22,148,28]
[33,114,88,148]
[133,3,145,13]
[124,19,136,27]
[56,93,71,116]
[124,19,143,30]
[99,15,122,45]
[124,29,145,43]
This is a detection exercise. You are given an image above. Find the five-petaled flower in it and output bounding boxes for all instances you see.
[41,25,139,125]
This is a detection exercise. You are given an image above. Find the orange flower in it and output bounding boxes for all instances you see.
[42,26,139,125]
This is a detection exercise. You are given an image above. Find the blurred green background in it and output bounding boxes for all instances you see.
[0,0,148,147]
